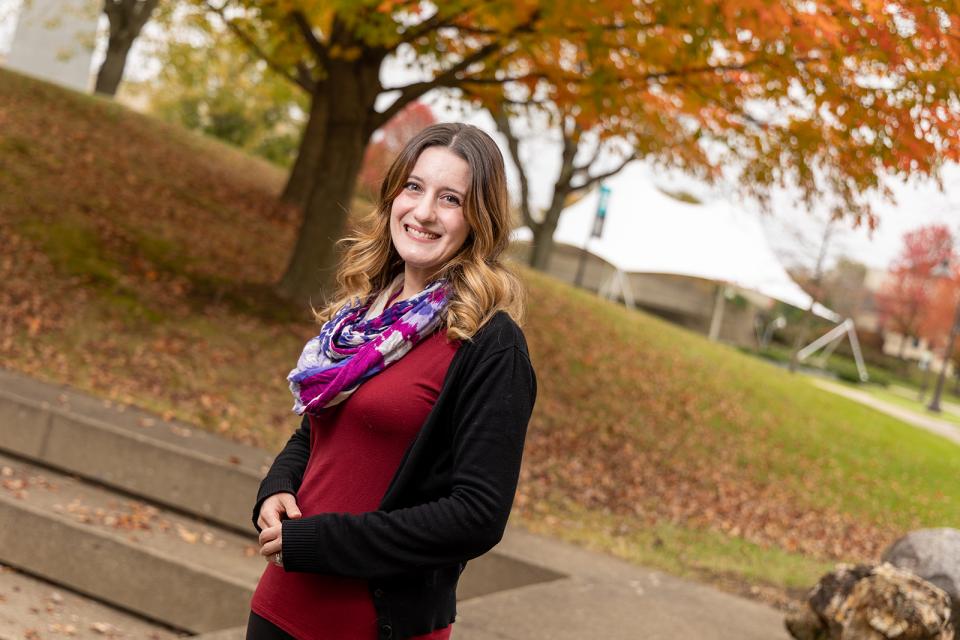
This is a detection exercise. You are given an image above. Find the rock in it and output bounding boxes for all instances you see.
[883,528,960,629]
[785,563,954,640]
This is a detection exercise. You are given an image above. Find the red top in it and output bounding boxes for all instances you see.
[251,329,459,640]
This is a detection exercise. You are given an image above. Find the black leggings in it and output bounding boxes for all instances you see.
[246,611,297,640]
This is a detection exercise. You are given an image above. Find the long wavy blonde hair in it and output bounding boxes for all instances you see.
[317,123,524,340]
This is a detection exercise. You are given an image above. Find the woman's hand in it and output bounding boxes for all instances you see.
[259,523,283,559]
[256,492,301,565]
[257,492,302,530]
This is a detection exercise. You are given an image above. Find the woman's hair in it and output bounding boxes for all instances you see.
[318,122,524,340]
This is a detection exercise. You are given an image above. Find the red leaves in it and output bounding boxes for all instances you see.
[876,224,956,344]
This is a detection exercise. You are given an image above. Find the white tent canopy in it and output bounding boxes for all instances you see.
[512,163,840,322]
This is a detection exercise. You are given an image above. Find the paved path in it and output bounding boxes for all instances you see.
[813,380,960,446]
[197,526,791,640]
[453,526,791,640]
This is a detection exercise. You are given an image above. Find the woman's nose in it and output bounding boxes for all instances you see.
[411,193,437,221]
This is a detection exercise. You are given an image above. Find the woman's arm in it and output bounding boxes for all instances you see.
[279,343,536,578]
[252,414,312,532]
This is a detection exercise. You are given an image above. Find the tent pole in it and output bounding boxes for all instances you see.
[708,284,727,341]
[618,269,637,309]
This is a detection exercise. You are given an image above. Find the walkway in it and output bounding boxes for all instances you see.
[813,380,960,447]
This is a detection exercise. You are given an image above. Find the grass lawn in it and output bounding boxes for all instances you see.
[832,381,960,428]
[2,68,959,606]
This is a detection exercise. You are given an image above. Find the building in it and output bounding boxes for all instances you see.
[3,0,100,93]
[511,164,838,348]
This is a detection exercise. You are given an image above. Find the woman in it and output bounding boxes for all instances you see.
[247,122,537,640]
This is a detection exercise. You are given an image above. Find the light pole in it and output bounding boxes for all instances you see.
[927,261,960,413]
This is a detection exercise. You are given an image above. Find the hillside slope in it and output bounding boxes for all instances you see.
[2,68,958,600]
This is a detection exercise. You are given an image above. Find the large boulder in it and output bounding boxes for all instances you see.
[785,563,954,640]
[883,528,960,630]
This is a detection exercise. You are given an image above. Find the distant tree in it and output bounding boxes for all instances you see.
[142,35,308,167]
[877,225,955,358]
[921,268,960,350]
[356,102,436,198]
[820,258,869,321]
[490,102,636,270]
[95,0,160,97]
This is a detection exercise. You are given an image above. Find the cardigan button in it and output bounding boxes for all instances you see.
[380,623,393,638]
[373,588,384,598]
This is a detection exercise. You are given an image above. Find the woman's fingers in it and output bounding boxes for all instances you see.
[260,539,281,557]
[278,494,302,519]
[259,524,280,546]
[259,523,282,557]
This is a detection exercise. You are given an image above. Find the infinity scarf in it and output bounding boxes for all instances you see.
[288,277,450,415]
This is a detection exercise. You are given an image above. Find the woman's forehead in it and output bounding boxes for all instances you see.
[409,147,471,189]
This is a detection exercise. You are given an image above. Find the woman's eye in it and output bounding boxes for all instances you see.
[442,194,461,206]
[404,182,421,191]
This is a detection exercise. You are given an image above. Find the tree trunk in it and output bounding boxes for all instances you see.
[528,192,568,271]
[95,0,158,97]
[528,223,556,271]
[276,58,382,303]
[280,89,330,207]
[95,33,135,96]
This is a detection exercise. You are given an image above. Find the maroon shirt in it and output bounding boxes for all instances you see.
[251,330,460,640]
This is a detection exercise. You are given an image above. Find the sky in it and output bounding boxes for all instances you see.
[2,3,958,275]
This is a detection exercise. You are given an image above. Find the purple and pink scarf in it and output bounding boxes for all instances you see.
[288,277,450,415]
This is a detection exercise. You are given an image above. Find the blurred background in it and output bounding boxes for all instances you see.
[1,2,959,638]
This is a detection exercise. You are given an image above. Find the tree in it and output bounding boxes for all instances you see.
[357,101,436,198]
[95,0,160,96]
[184,1,960,302]
[141,35,309,167]
[820,258,869,322]
[491,103,636,270]
[921,265,960,349]
[877,224,955,358]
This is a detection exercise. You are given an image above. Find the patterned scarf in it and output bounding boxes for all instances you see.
[288,277,450,415]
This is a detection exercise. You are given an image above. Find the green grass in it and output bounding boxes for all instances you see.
[515,504,834,593]
[2,67,960,603]
[845,382,960,428]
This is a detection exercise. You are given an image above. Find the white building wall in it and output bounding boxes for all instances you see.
[4,0,100,93]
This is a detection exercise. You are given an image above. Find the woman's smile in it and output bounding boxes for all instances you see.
[403,223,441,241]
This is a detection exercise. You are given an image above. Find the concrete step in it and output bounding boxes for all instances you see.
[0,563,183,640]
[0,451,263,633]
[0,367,271,532]
[0,368,568,634]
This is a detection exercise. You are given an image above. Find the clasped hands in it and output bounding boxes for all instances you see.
[257,492,302,564]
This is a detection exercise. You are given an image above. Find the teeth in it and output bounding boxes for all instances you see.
[406,225,440,239]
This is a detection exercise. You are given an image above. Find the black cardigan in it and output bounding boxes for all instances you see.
[252,311,537,640]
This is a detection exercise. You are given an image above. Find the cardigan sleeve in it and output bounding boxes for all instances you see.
[280,343,536,578]
[252,414,312,532]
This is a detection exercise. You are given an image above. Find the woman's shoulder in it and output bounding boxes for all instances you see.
[465,310,530,357]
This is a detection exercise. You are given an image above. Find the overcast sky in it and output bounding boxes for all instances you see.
[2,2,958,274]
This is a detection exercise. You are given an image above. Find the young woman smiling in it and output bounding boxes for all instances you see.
[246,123,537,640]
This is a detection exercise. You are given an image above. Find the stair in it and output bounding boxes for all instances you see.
[0,368,564,634]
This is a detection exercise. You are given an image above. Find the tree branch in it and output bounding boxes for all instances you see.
[572,140,604,177]
[372,11,541,129]
[290,10,327,66]
[373,40,503,129]
[492,107,536,229]
[205,1,313,92]
[572,153,636,192]
[386,7,473,53]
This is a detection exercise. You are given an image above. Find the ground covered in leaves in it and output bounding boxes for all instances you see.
[2,68,958,606]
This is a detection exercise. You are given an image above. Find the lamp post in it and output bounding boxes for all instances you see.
[927,260,960,413]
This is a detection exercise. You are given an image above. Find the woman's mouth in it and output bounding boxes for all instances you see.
[405,224,440,240]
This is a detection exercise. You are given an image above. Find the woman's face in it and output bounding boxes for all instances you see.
[390,146,471,292]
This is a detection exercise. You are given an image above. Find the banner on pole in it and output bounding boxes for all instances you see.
[591,184,611,238]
